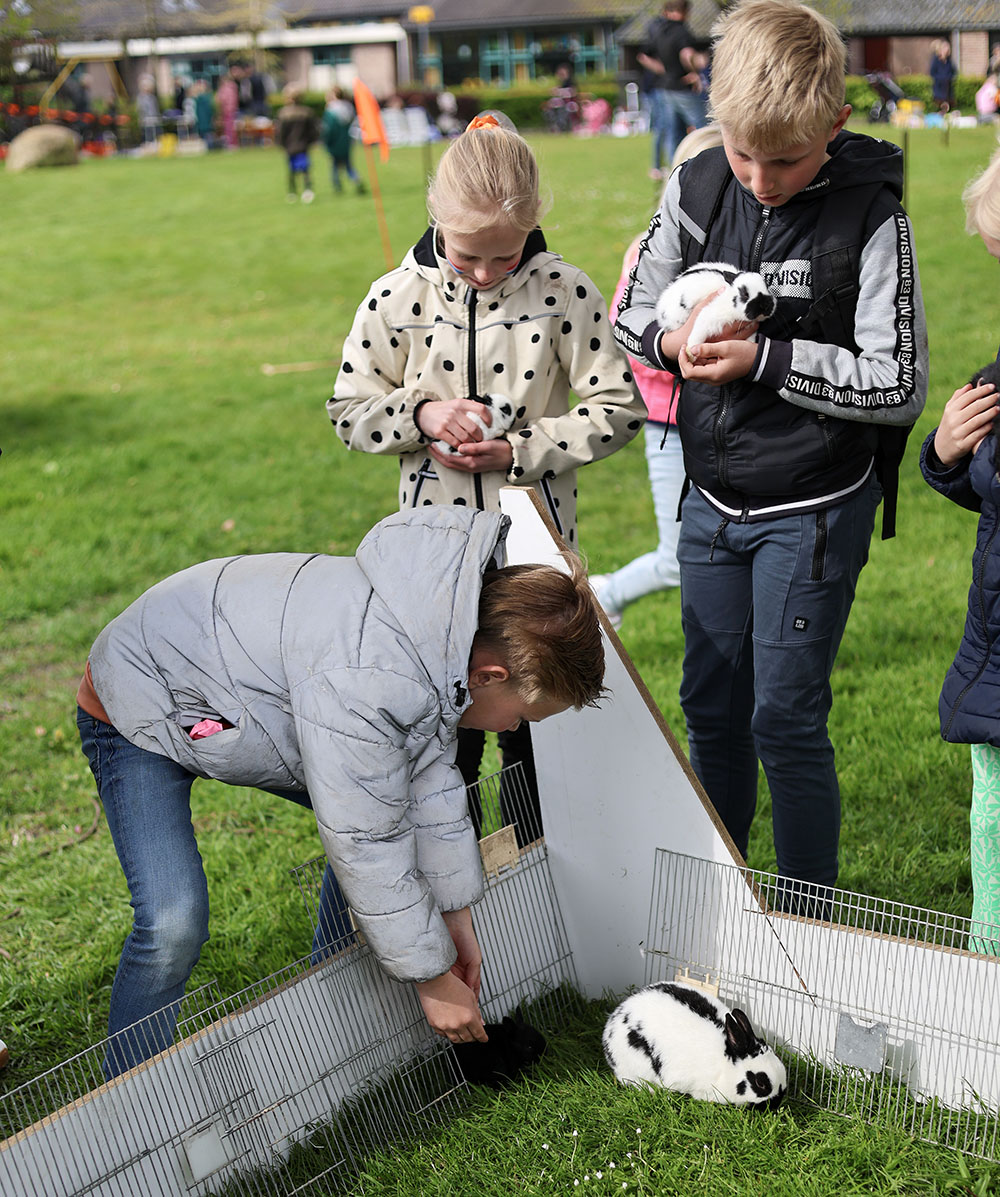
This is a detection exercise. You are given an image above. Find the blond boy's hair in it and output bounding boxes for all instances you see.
[709,0,846,151]
[963,141,1000,242]
[473,556,606,709]
[427,123,546,235]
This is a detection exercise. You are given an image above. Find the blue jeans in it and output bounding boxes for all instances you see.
[77,710,351,1078]
[598,424,683,615]
[677,479,881,885]
[648,87,707,172]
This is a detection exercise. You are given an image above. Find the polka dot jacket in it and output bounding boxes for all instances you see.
[327,226,646,547]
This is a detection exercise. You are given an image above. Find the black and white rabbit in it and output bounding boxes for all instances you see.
[432,392,516,456]
[656,262,776,347]
[602,982,786,1109]
[451,1009,547,1089]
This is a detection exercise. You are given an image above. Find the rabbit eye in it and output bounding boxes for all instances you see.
[747,1070,773,1097]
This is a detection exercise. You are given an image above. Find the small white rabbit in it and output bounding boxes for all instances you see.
[432,393,517,456]
[602,982,787,1108]
[656,262,776,347]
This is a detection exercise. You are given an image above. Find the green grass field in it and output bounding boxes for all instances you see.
[3,124,1000,1193]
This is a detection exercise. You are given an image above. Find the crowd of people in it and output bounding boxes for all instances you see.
[64,0,1000,1084]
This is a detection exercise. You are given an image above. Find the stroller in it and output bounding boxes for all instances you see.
[866,71,905,123]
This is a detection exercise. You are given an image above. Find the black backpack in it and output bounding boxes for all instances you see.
[676,147,913,539]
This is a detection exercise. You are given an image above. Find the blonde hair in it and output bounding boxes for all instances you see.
[427,123,545,235]
[963,141,1000,242]
[709,0,846,151]
[473,556,606,708]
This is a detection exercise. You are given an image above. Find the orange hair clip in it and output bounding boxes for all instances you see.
[466,113,500,131]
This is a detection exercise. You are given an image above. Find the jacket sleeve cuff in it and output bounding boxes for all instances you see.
[642,321,677,372]
[749,337,792,390]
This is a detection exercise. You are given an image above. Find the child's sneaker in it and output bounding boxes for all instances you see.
[302,188,315,204]
[588,574,623,629]
[286,193,298,203]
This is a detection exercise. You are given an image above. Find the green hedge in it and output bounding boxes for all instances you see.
[846,72,986,120]
[470,77,622,130]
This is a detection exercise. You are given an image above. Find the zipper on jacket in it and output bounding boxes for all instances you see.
[942,512,1000,738]
[748,205,771,272]
[465,287,486,510]
[713,208,771,493]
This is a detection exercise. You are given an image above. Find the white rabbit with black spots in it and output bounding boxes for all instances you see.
[656,262,776,348]
[602,981,787,1108]
[431,393,516,456]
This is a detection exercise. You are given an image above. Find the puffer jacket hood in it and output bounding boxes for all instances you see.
[88,506,509,983]
[353,504,508,721]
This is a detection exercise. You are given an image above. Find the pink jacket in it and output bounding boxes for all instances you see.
[612,242,678,426]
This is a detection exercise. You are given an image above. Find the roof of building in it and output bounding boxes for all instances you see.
[618,0,1000,45]
[48,0,1000,46]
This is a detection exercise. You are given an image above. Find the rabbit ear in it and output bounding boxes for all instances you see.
[724,1011,757,1058]
[731,1009,760,1043]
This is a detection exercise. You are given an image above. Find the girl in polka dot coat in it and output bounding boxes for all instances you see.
[327,115,645,550]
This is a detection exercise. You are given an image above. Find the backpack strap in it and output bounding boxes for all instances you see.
[676,146,733,271]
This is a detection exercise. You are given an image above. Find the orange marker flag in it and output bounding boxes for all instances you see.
[353,78,390,162]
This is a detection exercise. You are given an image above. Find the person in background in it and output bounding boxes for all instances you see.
[637,0,707,180]
[276,84,319,203]
[930,39,957,114]
[217,69,239,149]
[321,86,365,195]
[592,124,724,629]
[192,78,216,148]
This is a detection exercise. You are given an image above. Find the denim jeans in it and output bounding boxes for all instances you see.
[676,478,881,886]
[598,424,683,615]
[648,87,707,171]
[77,709,350,1078]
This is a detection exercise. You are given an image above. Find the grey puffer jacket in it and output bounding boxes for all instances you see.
[88,507,507,984]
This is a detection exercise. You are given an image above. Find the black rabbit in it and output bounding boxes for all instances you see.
[451,1009,547,1089]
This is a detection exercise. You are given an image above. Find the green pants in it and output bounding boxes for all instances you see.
[969,743,1000,954]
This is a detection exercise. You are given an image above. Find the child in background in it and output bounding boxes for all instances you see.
[614,0,927,894]
[276,85,318,203]
[592,124,724,629]
[328,111,644,830]
[321,87,365,195]
[919,143,1000,954]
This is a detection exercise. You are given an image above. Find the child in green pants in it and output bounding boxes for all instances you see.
[919,142,1000,954]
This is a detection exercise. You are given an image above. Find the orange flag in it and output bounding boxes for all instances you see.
[353,78,390,162]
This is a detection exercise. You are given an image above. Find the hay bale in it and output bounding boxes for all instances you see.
[5,124,80,173]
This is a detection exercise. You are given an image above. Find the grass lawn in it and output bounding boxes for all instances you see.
[2,123,1000,1193]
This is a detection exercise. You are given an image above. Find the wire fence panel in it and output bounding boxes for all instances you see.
[0,765,575,1196]
[644,850,1000,1162]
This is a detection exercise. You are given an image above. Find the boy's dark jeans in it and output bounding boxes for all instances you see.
[677,477,881,886]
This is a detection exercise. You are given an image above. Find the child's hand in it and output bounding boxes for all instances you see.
[658,290,760,368]
[415,971,488,1043]
[416,397,492,449]
[933,380,998,467]
[679,337,758,385]
[429,437,514,473]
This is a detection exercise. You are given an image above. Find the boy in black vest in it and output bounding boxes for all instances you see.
[614,0,928,896]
